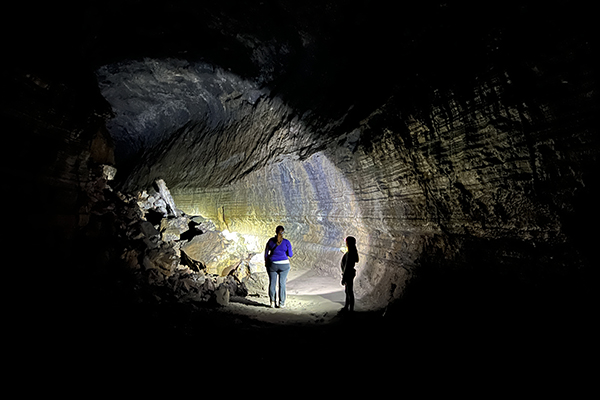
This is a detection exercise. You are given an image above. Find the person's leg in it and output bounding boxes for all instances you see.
[344,283,350,310]
[346,279,355,311]
[278,264,290,307]
[267,269,278,306]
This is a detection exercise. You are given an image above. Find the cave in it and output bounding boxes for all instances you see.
[5,1,597,375]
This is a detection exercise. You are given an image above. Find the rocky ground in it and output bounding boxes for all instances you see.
[87,170,261,304]
[225,270,349,325]
[36,168,590,382]
[81,167,359,325]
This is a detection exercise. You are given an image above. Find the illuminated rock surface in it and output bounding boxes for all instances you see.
[4,1,597,370]
[112,53,596,307]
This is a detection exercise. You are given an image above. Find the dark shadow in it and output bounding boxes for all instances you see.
[145,209,164,226]
[320,291,345,305]
[179,219,202,241]
[230,296,271,308]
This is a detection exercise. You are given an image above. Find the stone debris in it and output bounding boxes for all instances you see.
[160,216,188,242]
[85,174,256,306]
[154,178,180,218]
[101,164,117,181]
[180,231,251,276]
[190,215,216,233]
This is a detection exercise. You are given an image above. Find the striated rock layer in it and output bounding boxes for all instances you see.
[7,1,594,313]
[118,53,596,308]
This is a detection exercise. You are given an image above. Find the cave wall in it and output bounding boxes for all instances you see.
[4,1,597,312]
[92,4,598,307]
[113,51,596,308]
[4,69,114,260]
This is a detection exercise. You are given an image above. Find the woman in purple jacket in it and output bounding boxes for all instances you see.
[264,225,293,308]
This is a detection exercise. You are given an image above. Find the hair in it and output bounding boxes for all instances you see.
[275,225,285,245]
[346,236,359,263]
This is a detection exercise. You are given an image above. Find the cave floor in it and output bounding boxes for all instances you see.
[224,269,350,325]
[55,270,590,382]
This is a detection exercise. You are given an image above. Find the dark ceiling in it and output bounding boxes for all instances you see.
[7,1,593,124]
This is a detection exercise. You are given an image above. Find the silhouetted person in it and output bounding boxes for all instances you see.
[264,225,293,308]
[341,236,359,312]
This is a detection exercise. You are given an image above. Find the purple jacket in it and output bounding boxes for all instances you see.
[264,238,293,262]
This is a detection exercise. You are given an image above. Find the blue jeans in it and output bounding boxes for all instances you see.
[267,262,290,305]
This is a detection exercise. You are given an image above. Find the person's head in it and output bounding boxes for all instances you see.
[346,236,359,262]
[345,236,356,247]
[276,225,285,245]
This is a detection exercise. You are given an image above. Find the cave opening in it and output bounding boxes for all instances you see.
[4,1,596,370]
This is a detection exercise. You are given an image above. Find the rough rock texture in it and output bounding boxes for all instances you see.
[85,2,597,309]
[181,230,249,276]
[98,58,339,192]
[162,61,597,306]
[5,1,597,318]
[3,67,115,298]
[112,57,597,308]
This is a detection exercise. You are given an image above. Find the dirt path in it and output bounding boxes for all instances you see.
[224,269,351,325]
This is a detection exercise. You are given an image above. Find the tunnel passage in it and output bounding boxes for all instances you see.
[97,35,597,311]
[5,1,597,337]
[97,58,395,307]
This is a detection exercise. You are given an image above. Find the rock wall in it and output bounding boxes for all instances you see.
[4,68,114,264]
[7,1,595,312]
[132,58,596,308]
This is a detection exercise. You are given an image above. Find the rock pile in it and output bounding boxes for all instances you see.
[85,174,257,306]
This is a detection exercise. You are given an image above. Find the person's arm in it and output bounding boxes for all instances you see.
[286,240,293,258]
[343,254,357,281]
[341,253,347,285]
[264,240,271,262]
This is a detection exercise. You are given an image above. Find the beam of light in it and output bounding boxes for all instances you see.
[221,229,238,242]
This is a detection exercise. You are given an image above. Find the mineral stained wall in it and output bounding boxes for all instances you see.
[1,0,596,315]
[115,52,596,308]
[86,2,596,308]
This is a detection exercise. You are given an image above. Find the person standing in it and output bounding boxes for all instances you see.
[264,225,293,308]
[341,236,359,312]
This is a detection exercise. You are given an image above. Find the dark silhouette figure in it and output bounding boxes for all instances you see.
[264,225,293,308]
[341,236,359,312]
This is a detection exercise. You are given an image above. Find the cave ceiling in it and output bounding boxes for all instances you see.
[14,1,588,166]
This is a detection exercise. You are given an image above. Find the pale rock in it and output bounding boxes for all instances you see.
[160,216,189,241]
[180,230,246,276]
[154,179,180,217]
[101,164,117,180]
[215,286,230,306]
[242,272,269,296]
[190,216,216,232]
[248,253,266,274]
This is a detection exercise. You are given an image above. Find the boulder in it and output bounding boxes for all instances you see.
[221,275,249,297]
[136,190,153,211]
[101,164,117,181]
[138,220,161,249]
[190,215,216,232]
[242,272,270,296]
[154,179,180,217]
[139,220,160,238]
[143,243,179,277]
[135,179,181,218]
[248,253,266,274]
[215,286,230,306]
[180,248,205,272]
[181,230,246,276]
[160,216,189,241]
[121,248,141,269]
